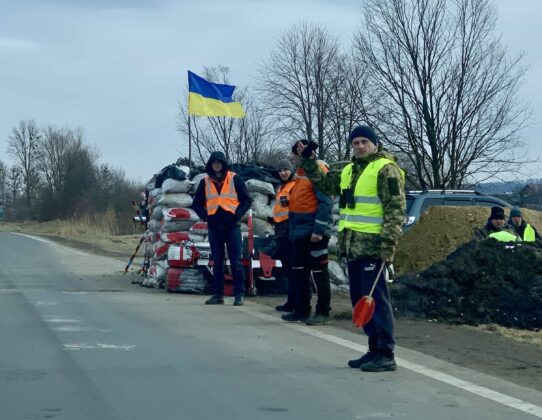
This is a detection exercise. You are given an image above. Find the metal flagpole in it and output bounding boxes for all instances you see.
[188,112,192,172]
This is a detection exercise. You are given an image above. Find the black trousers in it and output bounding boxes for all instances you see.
[347,257,395,355]
[291,236,330,316]
[276,236,296,306]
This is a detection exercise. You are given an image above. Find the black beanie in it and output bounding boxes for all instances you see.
[291,139,309,155]
[349,125,379,145]
[489,206,505,220]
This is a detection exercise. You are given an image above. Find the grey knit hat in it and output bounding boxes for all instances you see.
[276,159,294,172]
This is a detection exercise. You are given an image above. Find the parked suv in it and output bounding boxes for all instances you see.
[404,190,512,232]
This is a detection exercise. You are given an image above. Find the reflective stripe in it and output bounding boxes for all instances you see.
[274,211,289,218]
[315,219,328,225]
[355,196,382,204]
[339,214,384,224]
[310,248,328,258]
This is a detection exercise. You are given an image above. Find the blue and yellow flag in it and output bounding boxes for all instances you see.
[188,70,245,118]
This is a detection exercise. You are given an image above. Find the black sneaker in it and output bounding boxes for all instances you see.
[360,354,397,372]
[205,295,224,305]
[281,312,309,322]
[275,303,294,312]
[233,295,244,306]
[305,313,329,325]
[347,351,377,369]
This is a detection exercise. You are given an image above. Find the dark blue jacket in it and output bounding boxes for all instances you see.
[192,152,252,231]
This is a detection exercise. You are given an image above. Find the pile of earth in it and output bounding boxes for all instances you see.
[391,239,542,330]
[394,206,542,275]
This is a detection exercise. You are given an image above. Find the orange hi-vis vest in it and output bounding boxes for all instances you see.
[273,180,296,223]
[289,161,329,214]
[204,171,240,215]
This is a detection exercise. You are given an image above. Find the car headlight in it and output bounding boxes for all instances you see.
[404,216,416,226]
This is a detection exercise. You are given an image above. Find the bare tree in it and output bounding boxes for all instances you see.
[258,22,341,158]
[36,125,74,193]
[0,160,7,206]
[354,0,532,188]
[8,167,22,207]
[7,119,41,205]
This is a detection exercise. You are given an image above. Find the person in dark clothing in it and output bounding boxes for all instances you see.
[474,206,518,242]
[281,141,333,326]
[192,151,252,306]
[271,159,297,312]
[507,207,540,242]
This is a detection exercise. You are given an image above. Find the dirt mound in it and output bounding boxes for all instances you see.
[392,239,542,329]
[395,206,542,275]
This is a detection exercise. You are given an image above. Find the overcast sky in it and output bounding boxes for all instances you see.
[0,0,540,183]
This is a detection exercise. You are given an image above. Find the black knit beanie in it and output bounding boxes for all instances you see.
[349,125,379,145]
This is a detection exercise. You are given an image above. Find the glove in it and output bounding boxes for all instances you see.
[385,263,395,283]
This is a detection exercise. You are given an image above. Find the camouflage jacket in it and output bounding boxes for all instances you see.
[301,148,406,261]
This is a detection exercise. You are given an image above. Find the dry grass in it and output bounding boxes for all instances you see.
[471,324,542,348]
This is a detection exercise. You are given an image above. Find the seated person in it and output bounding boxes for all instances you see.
[507,207,540,242]
[474,206,518,242]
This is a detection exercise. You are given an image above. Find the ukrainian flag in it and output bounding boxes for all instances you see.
[188,70,246,118]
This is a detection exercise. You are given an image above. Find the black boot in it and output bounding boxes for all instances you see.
[348,351,377,369]
[205,295,224,305]
[275,303,294,312]
[360,353,397,372]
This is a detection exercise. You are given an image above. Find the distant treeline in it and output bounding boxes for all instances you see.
[0,120,143,234]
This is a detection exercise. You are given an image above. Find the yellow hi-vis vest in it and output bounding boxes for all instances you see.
[488,231,518,242]
[523,224,536,242]
[338,158,404,234]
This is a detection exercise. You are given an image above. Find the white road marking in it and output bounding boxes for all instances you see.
[11,232,50,243]
[35,301,58,305]
[44,318,81,323]
[10,232,88,255]
[63,343,135,351]
[61,291,88,295]
[53,326,111,333]
[244,310,542,419]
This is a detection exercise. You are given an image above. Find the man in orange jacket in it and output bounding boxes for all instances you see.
[281,141,333,325]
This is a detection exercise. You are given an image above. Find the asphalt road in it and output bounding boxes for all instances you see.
[1,231,542,420]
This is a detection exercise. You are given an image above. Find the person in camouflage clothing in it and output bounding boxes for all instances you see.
[297,125,405,372]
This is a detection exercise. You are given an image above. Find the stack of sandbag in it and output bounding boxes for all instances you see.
[142,164,194,289]
[243,178,276,236]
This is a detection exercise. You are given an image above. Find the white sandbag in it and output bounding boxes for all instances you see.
[240,223,249,233]
[158,192,193,208]
[147,219,162,233]
[251,192,269,206]
[246,179,275,196]
[189,222,208,236]
[161,178,192,194]
[253,206,273,220]
[151,204,164,221]
[162,207,199,222]
[332,213,340,223]
[190,173,207,193]
[328,235,338,253]
[161,219,194,232]
[328,260,348,285]
[252,218,274,236]
[189,233,205,242]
